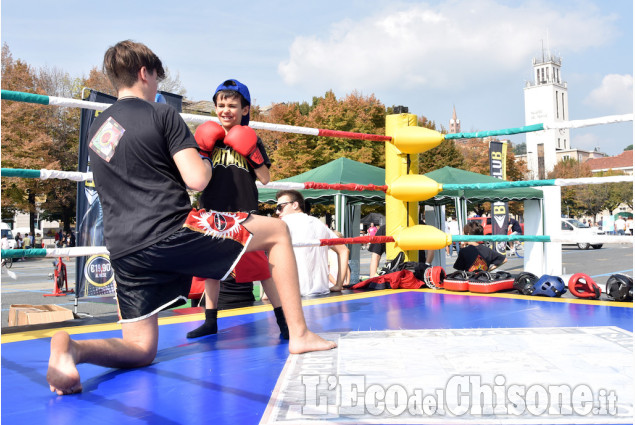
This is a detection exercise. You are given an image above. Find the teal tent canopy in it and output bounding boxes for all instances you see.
[422,167,543,205]
[258,163,543,205]
[258,157,386,205]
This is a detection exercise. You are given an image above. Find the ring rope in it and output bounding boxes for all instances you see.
[3,234,631,259]
[2,89,632,142]
[3,168,630,191]
[1,168,94,182]
[442,175,633,190]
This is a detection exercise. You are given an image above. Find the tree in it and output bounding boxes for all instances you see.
[1,44,60,232]
[37,66,84,229]
[159,67,187,97]
[512,142,527,155]
[596,170,633,214]
[83,66,116,96]
[255,90,387,180]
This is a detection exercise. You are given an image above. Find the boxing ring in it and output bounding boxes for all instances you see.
[1,89,633,424]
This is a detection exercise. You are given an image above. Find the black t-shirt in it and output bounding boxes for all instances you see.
[88,98,197,259]
[199,137,271,213]
[453,244,506,272]
[509,218,522,233]
[368,224,387,256]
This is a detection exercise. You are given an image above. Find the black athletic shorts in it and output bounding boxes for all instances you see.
[112,209,252,322]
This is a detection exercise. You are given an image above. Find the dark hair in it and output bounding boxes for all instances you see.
[464,221,484,236]
[103,40,165,91]
[213,90,249,108]
[276,189,305,212]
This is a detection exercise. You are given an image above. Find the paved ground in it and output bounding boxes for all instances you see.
[1,244,632,332]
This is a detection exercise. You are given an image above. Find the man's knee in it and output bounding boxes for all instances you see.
[131,343,158,367]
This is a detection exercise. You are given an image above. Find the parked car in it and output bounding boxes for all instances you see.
[1,222,17,249]
[466,216,524,235]
[560,218,604,250]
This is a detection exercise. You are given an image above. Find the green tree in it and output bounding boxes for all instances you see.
[36,66,84,229]
[255,90,387,180]
[1,44,60,232]
[596,170,633,214]
[547,159,602,220]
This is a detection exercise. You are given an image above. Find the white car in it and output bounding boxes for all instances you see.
[1,222,17,249]
[560,218,604,250]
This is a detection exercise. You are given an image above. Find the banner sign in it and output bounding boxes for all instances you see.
[489,141,508,254]
[76,90,117,297]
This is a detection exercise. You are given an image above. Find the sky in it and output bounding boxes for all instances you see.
[2,0,633,155]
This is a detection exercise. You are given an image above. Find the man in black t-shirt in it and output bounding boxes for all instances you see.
[46,40,335,397]
[508,217,523,234]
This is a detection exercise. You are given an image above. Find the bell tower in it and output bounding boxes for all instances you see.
[449,106,461,134]
[523,44,570,179]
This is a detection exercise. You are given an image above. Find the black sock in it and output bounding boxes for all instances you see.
[186,308,218,338]
[273,306,289,340]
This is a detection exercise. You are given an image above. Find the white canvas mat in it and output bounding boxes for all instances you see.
[261,327,633,424]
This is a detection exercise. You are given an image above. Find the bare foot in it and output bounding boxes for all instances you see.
[47,331,82,395]
[289,330,337,354]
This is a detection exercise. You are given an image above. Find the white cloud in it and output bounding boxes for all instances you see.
[278,0,617,93]
[584,74,634,114]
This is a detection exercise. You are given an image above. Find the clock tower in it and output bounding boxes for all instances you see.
[523,47,570,179]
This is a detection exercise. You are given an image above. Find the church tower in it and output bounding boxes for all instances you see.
[449,106,461,133]
[523,45,570,179]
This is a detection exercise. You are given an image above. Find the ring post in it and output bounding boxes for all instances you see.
[385,113,419,262]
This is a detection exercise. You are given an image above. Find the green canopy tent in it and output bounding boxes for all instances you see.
[614,212,633,219]
[423,166,544,204]
[258,157,386,206]
[421,167,544,246]
[258,157,386,282]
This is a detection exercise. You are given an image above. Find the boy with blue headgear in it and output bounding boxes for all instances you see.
[188,79,289,339]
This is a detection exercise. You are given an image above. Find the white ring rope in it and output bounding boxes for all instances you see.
[4,234,631,259]
[255,181,307,190]
[543,114,633,130]
[40,169,94,182]
[9,169,633,189]
[554,176,633,186]
[35,94,635,134]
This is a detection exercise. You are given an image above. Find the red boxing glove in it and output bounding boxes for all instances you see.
[224,125,265,168]
[195,121,225,153]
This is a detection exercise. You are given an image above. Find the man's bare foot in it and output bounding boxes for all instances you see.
[289,330,337,354]
[47,331,82,395]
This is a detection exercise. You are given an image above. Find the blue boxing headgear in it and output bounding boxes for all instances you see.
[532,275,567,297]
[155,93,167,104]
[213,79,251,125]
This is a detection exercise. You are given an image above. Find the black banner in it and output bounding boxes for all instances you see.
[75,90,116,297]
[157,90,183,112]
[489,141,508,254]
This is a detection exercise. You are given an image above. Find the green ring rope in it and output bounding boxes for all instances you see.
[1,168,42,178]
[445,123,545,139]
[1,89,49,105]
[2,248,49,259]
